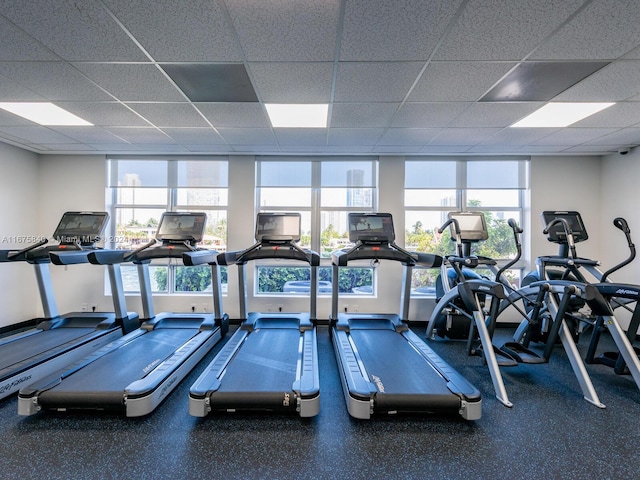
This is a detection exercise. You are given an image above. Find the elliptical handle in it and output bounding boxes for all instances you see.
[438,218,463,256]
[508,218,523,234]
[601,217,636,282]
[495,218,523,284]
[613,217,630,234]
[543,217,576,258]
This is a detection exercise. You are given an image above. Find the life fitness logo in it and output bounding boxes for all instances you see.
[0,375,32,394]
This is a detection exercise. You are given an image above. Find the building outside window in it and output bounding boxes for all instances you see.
[405,158,529,295]
[256,157,377,296]
[106,157,228,294]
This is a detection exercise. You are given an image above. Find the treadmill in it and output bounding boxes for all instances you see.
[330,212,481,420]
[0,211,137,400]
[18,212,229,417]
[189,212,320,417]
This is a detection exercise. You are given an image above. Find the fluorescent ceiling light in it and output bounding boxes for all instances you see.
[265,103,328,128]
[0,102,93,126]
[510,102,614,128]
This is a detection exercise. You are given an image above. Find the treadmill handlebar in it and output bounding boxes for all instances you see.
[219,241,320,266]
[331,242,442,268]
[50,249,101,265]
[182,249,220,266]
[3,238,49,262]
[88,249,130,265]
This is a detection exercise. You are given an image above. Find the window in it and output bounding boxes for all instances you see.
[405,158,529,294]
[106,157,228,294]
[256,157,377,295]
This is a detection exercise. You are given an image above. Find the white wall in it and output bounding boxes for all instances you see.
[2,151,610,329]
[0,143,40,326]
[600,148,640,284]
[529,155,602,264]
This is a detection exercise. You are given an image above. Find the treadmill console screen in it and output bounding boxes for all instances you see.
[255,213,301,242]
[541,211,588,243]
[448,212,488,242]
[156,212,206,243]
[52,211,109,244]
[348,213,395,244]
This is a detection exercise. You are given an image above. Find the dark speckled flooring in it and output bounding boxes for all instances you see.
[1,325,639,480]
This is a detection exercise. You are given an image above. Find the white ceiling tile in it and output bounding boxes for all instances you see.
[225,0,340,61]
[435,0,584,60]
[420,145,472,153]
[532,0,640,60]
[249,62,334,103]
[127,103,209,127]
[327,128,384,146]
[196,103,270,128]
[377,128,441,146]
[102,0,243,62]
[572,102,640,129]
[0,74,45,102]
[73,64,185,102]
[331,103,399,128]
[340,0,463,61]
[56,102,151,127]
[230,144,280,153]
[161,128,227,145]
[532,128,619,146]
[373,145,424,153]
[39,143,97,152]
[0,125,76,143]
[47,126,128,144]
[477,127,561,146]
[0,62,113,101]
[409,62,517,101]
[0,15,59,61]
[429,127,501,145]
[103,127,176,144]
[583,128,640,146]
[448,102,543,127]
[391,102,471,127]
[0,0,147,61]
[218,127,277,146]
[554,61,640,101]
[564,145,616,154]
[273,128,327,146]
[334,62,424,102]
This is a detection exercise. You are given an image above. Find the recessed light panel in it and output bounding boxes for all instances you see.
[510,102,615,128]
[480,62,609,102]
[161,64,258,102]
[0,102,93,126]
[265,104,328,128]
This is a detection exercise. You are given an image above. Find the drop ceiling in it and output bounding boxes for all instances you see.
[1,0,640,156]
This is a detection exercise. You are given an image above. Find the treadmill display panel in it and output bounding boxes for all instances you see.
[53,211,109,244]
[541,211,588,243]
[255,212,301,242]
[156,212,206,242]
[448,212,488,242]
[348,213,395,243]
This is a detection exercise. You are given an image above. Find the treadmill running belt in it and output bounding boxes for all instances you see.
[0,328,95,371]
[217,328,300,392]
[37,328,198,407]
[349,329,453,395]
